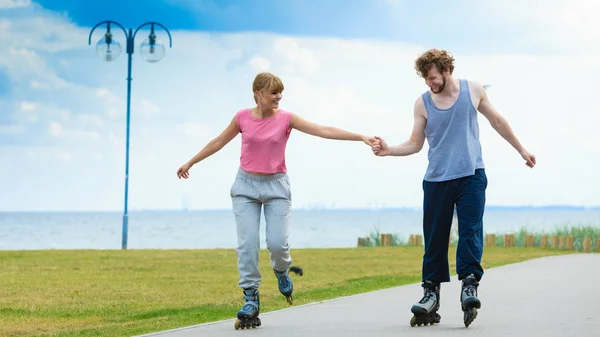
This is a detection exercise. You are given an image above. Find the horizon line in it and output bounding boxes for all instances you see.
[1,204,599,213]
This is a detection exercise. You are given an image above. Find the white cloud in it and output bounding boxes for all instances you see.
[108,132,121,149]
[13,101,39,123]
[273,37,320,75]
[0,0,31,9]
[137,99,161,120]
[96,88,118,101]
[179,123,213,143]
[2,47,69,89]
[478,0,600,54]
[48,121,61,136]
[76,114,104,128]
[91,152,102,163]
[20,101,37,111]
[0,3,599,211]
[96,88,123,119]
[30,80,48,89]
[248,55,271,72]
[22,146,72,164]
[0,124,23,134]
[48,121,101,141]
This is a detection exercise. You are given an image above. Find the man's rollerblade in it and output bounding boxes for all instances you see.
[460,274,481,328]
[234,288,260,330]
[274,266,303,305]
[410,280,441,327]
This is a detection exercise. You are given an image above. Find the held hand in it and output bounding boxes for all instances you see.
[361,135,379,147]
[371,136,389,156]
[520,149,536,168]
[361,136,381,150]
[177,162,193,179]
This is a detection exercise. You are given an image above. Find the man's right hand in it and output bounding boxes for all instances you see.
[372,136,390,156]
[177,162,193,179]
[519,149,536,168]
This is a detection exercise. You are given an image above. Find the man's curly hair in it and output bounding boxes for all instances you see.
[414,49,455,78]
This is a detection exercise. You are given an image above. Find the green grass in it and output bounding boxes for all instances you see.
[0,246,577,337]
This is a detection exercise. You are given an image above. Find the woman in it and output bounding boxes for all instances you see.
[177,72,376,330]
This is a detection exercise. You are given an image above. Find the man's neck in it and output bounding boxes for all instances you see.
[438,77,460,98]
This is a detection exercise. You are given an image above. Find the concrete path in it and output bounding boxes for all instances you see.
[137,254,600,337]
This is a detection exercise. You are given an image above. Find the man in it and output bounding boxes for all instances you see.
[371,49,536,328]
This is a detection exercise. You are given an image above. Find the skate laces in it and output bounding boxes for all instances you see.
[419,289,437,304]
[463,285,477,297]
[277,274,290,288]
[275,270,290,289]
[462,275,478,297]
[419,281,438,304]
[241,301,258,313]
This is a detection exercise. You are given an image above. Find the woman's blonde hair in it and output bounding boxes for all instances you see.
[252,72,284,103]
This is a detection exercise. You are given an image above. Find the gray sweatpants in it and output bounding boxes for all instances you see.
[230,167,293,290]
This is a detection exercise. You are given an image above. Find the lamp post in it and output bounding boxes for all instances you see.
[88,21,173,250]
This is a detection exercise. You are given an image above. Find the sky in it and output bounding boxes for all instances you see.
[0,0,599,212]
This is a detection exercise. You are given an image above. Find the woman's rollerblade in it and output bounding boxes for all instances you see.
[234,288,260,330]
[274,266,303,305]
[461,274,481,327]
[410,280,441,327]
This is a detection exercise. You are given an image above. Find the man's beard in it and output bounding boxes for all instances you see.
[431,76,447,94]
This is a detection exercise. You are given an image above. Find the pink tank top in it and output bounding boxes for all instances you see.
[236,108,293,174]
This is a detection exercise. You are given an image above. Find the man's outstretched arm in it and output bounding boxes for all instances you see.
[475,82,536,168]
[373,97,427,156]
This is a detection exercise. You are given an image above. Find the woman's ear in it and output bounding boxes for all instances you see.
[254,90,264,104]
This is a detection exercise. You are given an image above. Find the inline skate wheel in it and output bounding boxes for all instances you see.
[464,308,478,327]
[234,317,261,330]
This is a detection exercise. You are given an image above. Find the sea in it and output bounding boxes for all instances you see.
[1,207,599,250]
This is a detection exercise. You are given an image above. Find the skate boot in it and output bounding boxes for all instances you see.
[274,268,294,305]
[460,274,481,328]
[234,288,260,330]
[410,280,441,327]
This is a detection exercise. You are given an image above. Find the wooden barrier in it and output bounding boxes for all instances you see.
[551,235,559,248]
[408,234,423,246]
[540,235,548,248]
[566,236,574,250]
[357,237,371,247]
[504,234,515,247]
[524,234,535,247]
[380,234,392,247]
[485,234,496,247]
[359,232,594,250]
[596,238,600,252]
[584,238,591,253]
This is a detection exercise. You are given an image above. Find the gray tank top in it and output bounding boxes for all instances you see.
[422,79,485,182]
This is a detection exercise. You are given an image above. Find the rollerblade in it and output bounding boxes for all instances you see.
[460,274,481,328]
[274,266,303,305]
[234,288,260,330]
[410,280,441,327]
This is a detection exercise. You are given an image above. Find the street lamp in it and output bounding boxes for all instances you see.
[88,21,173,250]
